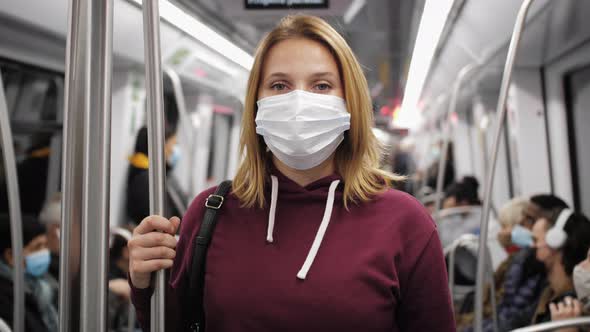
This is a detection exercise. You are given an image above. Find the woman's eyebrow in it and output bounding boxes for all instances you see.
[309,72,337,79]
[265,72,290,81]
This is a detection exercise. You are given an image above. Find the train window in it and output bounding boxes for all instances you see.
[207,110,234,184]
[0,60,63,216]
[564,64,590,216]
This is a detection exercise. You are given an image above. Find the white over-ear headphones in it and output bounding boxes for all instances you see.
[546,208,574,249]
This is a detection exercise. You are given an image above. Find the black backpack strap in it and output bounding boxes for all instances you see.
[187,180,232,332]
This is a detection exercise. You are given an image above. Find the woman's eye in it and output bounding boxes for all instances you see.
[315,83,331,91]
[271,83,287,91]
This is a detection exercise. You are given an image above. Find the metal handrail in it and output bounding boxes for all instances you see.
[60,1,113,331]
[142,1,167,331]
[80,0,113,331]
[60,0,84,330]
[0,69,25,332]
[447,234,478,300]
[434,63,481,214]
[164,68,197,198]
[446,234,499,332]
[510,317,590,332]
[474,0,536,331]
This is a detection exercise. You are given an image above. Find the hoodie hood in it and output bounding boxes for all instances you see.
[266,164,343,280]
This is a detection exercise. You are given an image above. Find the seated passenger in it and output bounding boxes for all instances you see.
[38,192,61,280]
[109,228,132,280]
[108,228,135,332]
[442,176,481,209]
[550,246,590,332]
[485,197,532,289]
[0,215,58,332]
[457,194,569,332]
[437,176,482,248]
[490,208,590,331]
[496,197,529,255]
[526,210,590,326]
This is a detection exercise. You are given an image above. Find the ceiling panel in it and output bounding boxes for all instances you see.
[175,0,417,106]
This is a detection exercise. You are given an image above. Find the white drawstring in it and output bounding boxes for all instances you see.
[266,175,279,243]
[266,176,340,280]
[297,179,340,280]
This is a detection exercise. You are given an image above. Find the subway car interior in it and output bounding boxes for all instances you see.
[0,0,590,331]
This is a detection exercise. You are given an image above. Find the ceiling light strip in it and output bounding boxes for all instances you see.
[132,0,254,70]
[397,0,455,129]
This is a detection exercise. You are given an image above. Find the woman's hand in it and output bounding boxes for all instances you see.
[549,296,582,332]
[128,215,180,289]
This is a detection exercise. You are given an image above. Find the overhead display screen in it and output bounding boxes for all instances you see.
[245,0,329,9]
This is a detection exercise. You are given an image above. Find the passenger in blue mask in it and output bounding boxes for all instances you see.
[126,121,189,224]
[458,194,570,332]
[0,215,58,332]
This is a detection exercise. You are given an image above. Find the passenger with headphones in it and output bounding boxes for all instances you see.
[528,209,590,325]
[457,194,568,332]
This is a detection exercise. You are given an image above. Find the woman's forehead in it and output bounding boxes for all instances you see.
[261,38,339,78]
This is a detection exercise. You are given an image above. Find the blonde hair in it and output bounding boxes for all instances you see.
[233,15,403,208]
[498,197,529,227]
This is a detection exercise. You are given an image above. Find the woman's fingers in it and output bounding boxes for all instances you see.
[134,215,178,235]
[129,231,177,250]
[550,303,558,316]
[170,216,181,233]
[132,246,176,261]
[572,299,582,316]
[130,259,174,274]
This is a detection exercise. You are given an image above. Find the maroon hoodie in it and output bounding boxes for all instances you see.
[131,169,455,331]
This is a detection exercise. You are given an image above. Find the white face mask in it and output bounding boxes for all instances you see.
[573,264,590,301]
[256,90,350,170]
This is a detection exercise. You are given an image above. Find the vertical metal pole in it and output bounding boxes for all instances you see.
[142,1,167,331]
[0,70,25,332]
[79,0,113,331]
[165,68,195,199]
[61,0,113,331]
[60,1,84,330]
[474,1,535,330]
[434,63,481,214]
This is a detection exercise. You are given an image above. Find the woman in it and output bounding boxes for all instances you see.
[129,15,454,331]
[525,210,590,326]
[550,247,590,332]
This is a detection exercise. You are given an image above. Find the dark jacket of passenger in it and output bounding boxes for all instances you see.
[0,263,58,332]
[126,162,186,224]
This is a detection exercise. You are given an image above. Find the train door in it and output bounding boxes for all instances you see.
[563,64,590,216]
[545,42,590,210]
